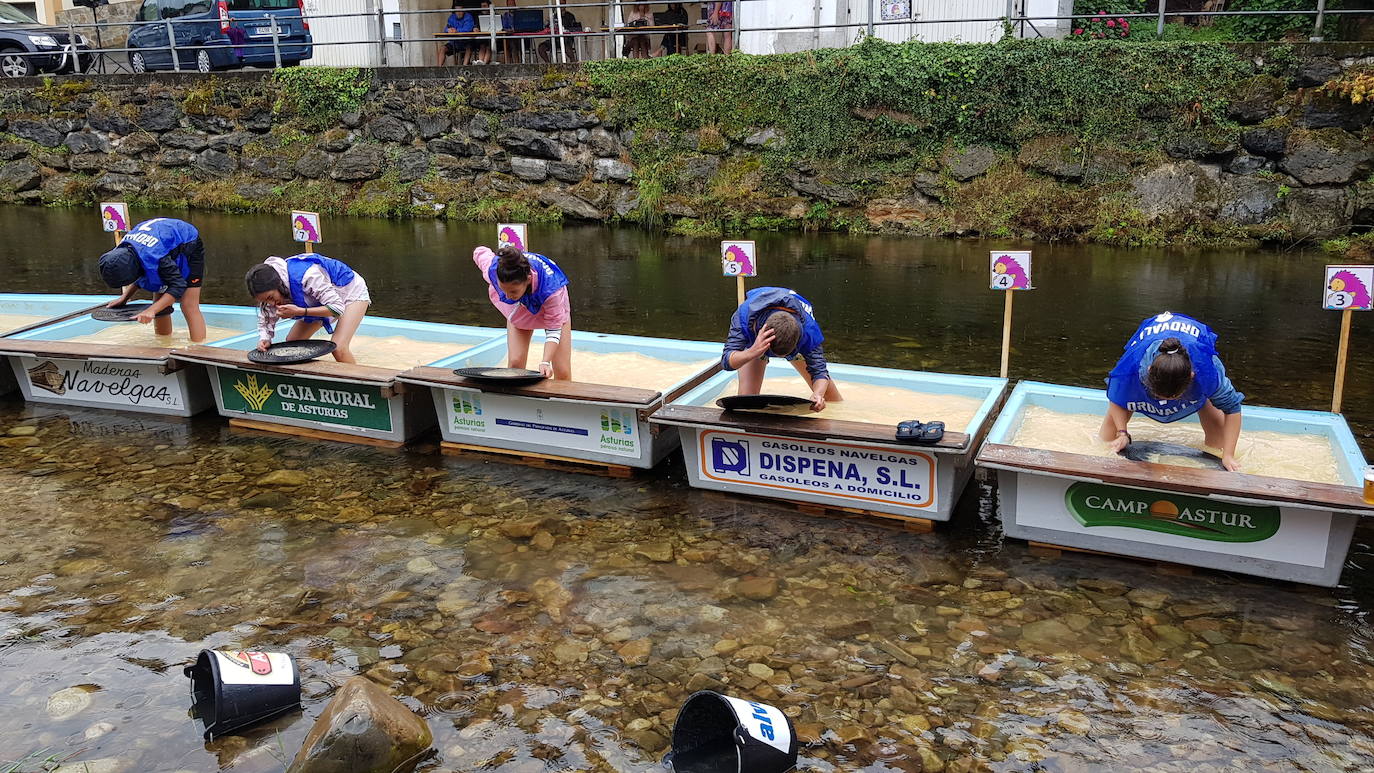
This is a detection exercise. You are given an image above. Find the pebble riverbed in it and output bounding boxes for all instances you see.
[1,401,1373,772]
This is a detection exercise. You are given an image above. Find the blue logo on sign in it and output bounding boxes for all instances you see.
[710,437,749,476]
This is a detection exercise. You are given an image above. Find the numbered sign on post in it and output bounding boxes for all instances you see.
[722,241,757,277]
[1324,265,1373,311]
[99,202,129,233]
[291,211,322,244]
[497,223,527,251]
[990,252,1033,290]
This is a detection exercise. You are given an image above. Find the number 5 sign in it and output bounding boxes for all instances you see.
[722,241,757,277]
[1324,265,1373,311]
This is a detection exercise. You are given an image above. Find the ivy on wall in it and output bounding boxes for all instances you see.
[271,67,372,129]
[586,38,1254,163]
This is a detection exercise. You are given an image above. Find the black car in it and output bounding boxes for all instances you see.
[0,1,95,78]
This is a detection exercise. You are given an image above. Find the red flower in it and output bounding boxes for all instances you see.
[1074,27,1084,34]
[1106,19,1115,27]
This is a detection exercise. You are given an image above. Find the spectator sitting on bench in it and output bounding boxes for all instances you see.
[437,1,476,66]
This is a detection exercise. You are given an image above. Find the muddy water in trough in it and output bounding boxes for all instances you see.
[1,207,1374,771]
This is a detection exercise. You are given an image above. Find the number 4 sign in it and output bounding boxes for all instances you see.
[1324,265,1373,311]
[990,252,1032,290]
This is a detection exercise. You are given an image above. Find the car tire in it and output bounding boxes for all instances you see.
[0,47,35,79]
[195,49,211,73]
[281,59,301,67]
[129,50,147,73]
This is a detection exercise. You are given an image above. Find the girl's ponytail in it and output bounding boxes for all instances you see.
[495,245,531,284]
[1146,337,1194,399]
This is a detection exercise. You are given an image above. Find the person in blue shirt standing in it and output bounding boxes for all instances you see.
[97,217,207,342]
[722,286,841,412]
[1101,311,1244,471]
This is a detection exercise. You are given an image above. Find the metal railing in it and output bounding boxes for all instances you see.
[0,1,1369,78]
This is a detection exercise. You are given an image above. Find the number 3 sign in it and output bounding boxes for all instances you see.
[1324,265,1373,311]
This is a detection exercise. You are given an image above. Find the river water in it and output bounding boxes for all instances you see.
[1,205,1373,772]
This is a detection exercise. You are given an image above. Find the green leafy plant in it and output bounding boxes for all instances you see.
[1070,1,1142,40]
[587,38,1250,161]
[1218,0,1340,41]
[271,68,372,129]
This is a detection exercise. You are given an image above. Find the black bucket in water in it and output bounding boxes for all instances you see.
[184,650,301,740]
[668,691,798,773]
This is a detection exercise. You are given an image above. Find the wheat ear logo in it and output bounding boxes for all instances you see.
[234,374,275,412]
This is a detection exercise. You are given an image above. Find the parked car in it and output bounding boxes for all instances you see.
[0,1,95,78]
[126,0,312,73]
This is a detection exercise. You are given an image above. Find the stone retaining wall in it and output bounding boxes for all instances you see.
[0,46,1371,246]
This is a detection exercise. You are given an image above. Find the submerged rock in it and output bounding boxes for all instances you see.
[734,576,780,601]
[406,557,438,574]
[242,491,291,509]
[258,469,309,487]
[1019,618,1075,648]
[287,677,433,773]
[46,685,95,720]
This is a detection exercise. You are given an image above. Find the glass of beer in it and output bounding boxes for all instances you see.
[1365,465,1374,505]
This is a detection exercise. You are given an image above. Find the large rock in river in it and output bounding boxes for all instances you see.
[287,677,433,773]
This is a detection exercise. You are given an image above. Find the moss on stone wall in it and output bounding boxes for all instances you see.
[0,41,1370,247]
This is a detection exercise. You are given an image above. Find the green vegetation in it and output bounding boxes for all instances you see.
[1323,233,1374,260]
[32,79,92,109]
[1,748,75,773]
[271,67,372,129]
[1070,0,1343,41]
[587,38,1270,241]
[587,38,1251,163]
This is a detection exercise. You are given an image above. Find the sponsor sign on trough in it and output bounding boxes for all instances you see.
[700,429,936,509]
[219,370,392,432]
[1064,482,1280,542]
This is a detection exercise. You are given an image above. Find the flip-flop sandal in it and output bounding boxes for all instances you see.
[896,420,945,444]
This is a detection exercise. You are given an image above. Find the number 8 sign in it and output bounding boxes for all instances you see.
[1324,265,1373,311]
